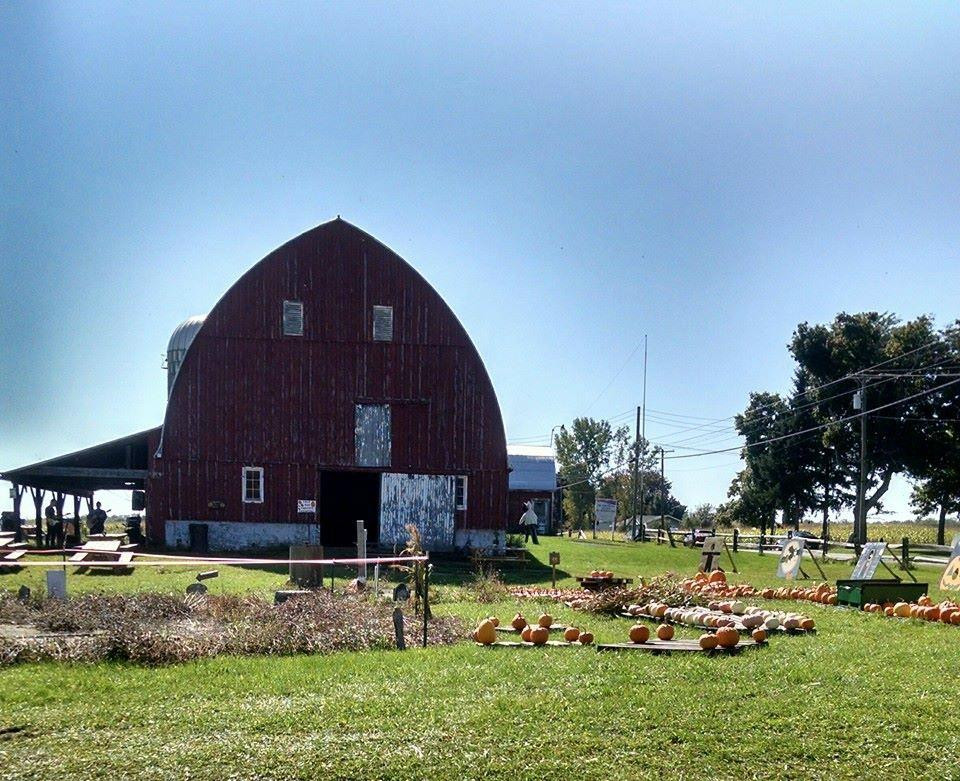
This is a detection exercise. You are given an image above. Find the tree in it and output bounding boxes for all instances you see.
[789,312,949,537]
[598,467,686,527]
[554,418,630,530]
[683,503,716,530]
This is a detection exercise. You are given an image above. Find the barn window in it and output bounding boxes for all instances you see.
[355,404,391,466]
[242,467,264,503]
[282,300,304,336]
[455,476,468,510]
[372,305,393,342]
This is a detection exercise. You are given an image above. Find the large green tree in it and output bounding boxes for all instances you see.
[554,417,630,530]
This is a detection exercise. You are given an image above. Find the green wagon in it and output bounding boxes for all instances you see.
[835,578,928,608]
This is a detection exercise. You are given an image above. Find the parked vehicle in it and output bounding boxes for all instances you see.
[776,529,825,552]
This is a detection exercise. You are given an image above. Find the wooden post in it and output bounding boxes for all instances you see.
[732,528,739,553]
[822,533,829,561]
[393,607,406,650]
[759,529,765,556]
[30,487,44,547]
[639,521,646,542]
[901,537,910,571]
[422,563,430,648]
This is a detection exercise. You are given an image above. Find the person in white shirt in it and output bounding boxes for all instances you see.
[519,503,540,545]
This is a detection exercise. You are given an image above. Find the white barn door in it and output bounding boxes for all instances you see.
[379,473,455,550]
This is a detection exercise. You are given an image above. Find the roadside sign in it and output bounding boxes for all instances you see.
[851,542,887,580]
[699,537,725,572]
[297,499,317,514]
[549,551,560,565]
[595,498,617,529]
[777,537,805,580]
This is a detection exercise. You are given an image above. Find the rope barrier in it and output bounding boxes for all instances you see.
[3,552,429,568]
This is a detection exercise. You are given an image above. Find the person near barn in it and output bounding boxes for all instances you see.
[519,502,540,545]
[44,498,63,548]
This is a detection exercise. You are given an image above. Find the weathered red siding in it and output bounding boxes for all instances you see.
[148,219,507,541]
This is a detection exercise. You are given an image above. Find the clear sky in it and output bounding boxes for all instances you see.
[2,2,959,518]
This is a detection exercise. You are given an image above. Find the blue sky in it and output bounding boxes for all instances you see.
[2,2,959,518]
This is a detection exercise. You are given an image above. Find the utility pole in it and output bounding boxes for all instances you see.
[631,405,641,539]
[638,336,647,538]
[658,448,674,529]
[853,377,868,545]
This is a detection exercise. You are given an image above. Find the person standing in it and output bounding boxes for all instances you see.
[44,499,63,548]
[520,502,540,545]
[88,501,108,536]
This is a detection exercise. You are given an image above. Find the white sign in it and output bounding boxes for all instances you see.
[851,542,887,580]
[777,537,806,580]
[297,499,317,514]
[699,536,725,572]
[595,498,617,528]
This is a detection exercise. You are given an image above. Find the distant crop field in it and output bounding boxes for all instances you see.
[797,521,959,546]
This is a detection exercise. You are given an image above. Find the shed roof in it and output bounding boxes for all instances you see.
[507,444,556,491]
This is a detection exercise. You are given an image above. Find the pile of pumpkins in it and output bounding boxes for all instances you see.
[625,600,814,635]
[863,595,960,623]
[588,570,615,580]
[679,570,759,599]
[472,612,594,645]
[759,583,838,606]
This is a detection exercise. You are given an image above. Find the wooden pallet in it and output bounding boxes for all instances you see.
[597,638,764,654]
[475,640,587,648]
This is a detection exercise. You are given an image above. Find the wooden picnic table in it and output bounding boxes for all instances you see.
[87,532,127,542]
[69,539,136,573]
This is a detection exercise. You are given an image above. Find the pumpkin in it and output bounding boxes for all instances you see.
[716,627,739,648]
[952,611,960,625]
[511,613,527,631]
[894,602,911,618]
[537,613,553,628]
[488,616,500,627]
[884,606,895,617]
[564,627,581,643]
[530,626,549,645]
[654,604,668,619]
[656,624,674,641]
[751,629,767,644]
[708,570,726,584]
[799,618,815,631]
[940,609,955,624]
[474,619,497,645]
[578,632,594,645]
[520,625,533,643]
[699,633,718,650]
[629,624,650,644]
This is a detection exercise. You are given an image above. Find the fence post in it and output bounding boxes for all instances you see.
[901,537,910,570]
[822,534,829,561]
[758,530,765,556]
[732,528,739,553]
[640,522,646,543]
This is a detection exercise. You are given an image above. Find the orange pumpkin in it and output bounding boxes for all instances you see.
[708,570,727,585]
[578,632,594,645]
[474,619,497,645]
[629,624,650,644]
[799,618,815,631]
[751,628,767,644]
[716,627,739,648]
[530,626,549,645]
[487,616,500,627]
[564,627,581,643]
[699,633,718,650]
[656,624,674,641]
[520,625,533,643]
[884,606,895,617]
[952,611,960,625]
[940,609,955,624]
[511,613,527,631]
[537,613,553,629]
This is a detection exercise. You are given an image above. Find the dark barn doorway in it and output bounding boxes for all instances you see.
[319,470,381,547]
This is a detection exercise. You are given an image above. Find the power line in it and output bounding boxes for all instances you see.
[665,375,960,460]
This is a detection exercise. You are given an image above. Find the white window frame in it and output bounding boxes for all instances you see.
[455,475,468,510]
[242,466,264,504]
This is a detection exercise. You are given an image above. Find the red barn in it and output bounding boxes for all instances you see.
[3,219,509,552]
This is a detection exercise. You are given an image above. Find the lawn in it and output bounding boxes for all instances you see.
[2,538,959,780]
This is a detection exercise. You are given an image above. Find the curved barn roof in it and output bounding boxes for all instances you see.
[507,445,557,491]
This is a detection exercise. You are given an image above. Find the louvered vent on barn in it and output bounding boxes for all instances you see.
[372,305,393,342]
[282,300,304,336]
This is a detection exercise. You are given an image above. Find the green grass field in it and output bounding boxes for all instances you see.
[2,538,959,780]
